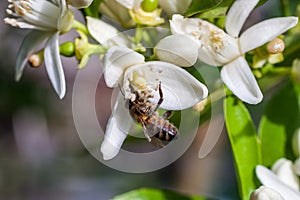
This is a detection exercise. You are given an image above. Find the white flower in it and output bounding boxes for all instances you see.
[250,186,284,200]
[67,0,93,8]
[4,0,74,99]
[100,46,208,160]
[163,0,298,104]
[271,158,300,190]
[256,165,300,200]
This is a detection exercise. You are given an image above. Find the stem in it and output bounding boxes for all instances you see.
[89,44,107,54]
[134,25,143,44]
[72,20,89,35]
[280,0,291,16]
[270,66,291,75]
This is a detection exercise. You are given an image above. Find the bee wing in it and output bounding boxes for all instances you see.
[150,137,165,148]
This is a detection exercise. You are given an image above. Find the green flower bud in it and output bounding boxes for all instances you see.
[141,0,158,12]
[60,42,75,57]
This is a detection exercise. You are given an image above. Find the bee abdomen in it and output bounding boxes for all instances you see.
[149,116,178,141]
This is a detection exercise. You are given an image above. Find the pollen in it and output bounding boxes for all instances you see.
[209,28,227,52]
[194,20,228,53]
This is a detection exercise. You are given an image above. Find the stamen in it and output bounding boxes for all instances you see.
[6,9,13,15]
[4,18,19,26]
[194,20,228,53]
[20,1,31,10]
[209,28,227,52]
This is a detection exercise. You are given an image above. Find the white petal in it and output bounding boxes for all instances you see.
[272,158,299,190]
[154,34,198,67]
[225,0,259,37]
[240,17,298,53]
[123,61,208,110]
[15,30,50,81]
[99,1,135,27]
[29,0,60,17]
[44,31,66,99]
[103,46,145,88]
[59,0,67,19]
[250,186,284,200]
[87,16,118,45]
[294,157,300,176]
[68,0,93,8]
[158,0,191,17]
[115,0,141,9]
[86,17,129,47]
[100,94,133,160]
[221,56,263,104]
[170,14,199,35]
[256,165,300,200]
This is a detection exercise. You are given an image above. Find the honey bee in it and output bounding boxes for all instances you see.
[125,82,178,143]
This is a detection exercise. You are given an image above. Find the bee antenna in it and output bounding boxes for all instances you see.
[129,84,135,93]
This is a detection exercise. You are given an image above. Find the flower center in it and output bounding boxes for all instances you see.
[8,0,32,16]
[192,21,229,53]
[131,71,147,90]
[129,6,164,26]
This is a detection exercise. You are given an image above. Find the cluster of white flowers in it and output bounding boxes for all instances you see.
[252,129,300,199]
[4,0,92,98]
[4,0,298,163]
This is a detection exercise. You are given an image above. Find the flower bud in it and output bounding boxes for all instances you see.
[154,34,198,67]
[250,186,284,200]
[141,0,158,12]
[60,42,75,57]
[267,38,285,54]
[67,0,93,8]
[28,53,43,68]
[193,99,208,112]
[272,158,299,190]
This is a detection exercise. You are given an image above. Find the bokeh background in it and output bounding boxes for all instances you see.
[0,1,282,199]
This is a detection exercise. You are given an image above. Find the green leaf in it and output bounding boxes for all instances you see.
[112,188,212,200]
[184,0,230,17]
[184,0,269,18]
[259,80,300,166]
[224,96,260,200]
[82,0,103,18]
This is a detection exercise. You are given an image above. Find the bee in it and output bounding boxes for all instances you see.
[125,82,178,143]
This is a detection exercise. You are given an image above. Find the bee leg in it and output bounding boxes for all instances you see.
[153,82,164,112]
[141,121,152,142]
[162,110,172,120]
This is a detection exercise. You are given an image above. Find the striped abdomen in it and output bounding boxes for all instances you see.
[147,115,178,141]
